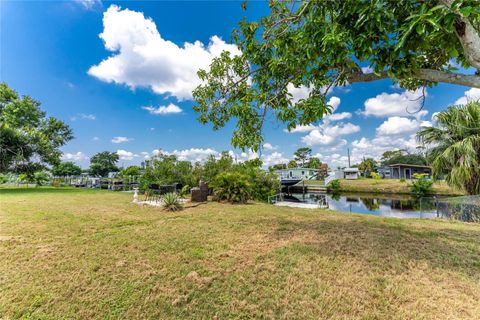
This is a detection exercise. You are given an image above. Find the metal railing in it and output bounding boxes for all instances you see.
[268,193,284,204]
[324,174,336,186]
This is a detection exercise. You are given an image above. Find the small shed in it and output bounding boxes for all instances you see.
[343,168,359,180]
[388,164,432,179]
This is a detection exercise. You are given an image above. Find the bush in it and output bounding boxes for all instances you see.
[34,171,50,186]
[246,170,280,202]
[400,178,406,182]
[0,173,8,184]
[139,154,197,192]
[328,179,341,193]
[180,185,191,197]
[370,172,381,180]
[410,173,433,197]
[161,192,183,211]
[369,172,381,184]
[211,172,251,203]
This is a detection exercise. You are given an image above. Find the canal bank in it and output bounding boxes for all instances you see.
[299,179,464,196]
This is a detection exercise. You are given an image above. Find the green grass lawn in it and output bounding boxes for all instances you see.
[1,188,479,319]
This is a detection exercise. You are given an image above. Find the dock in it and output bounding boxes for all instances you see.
[282,184,327,193]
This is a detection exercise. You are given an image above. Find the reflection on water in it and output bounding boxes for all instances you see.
[286,193,439,219]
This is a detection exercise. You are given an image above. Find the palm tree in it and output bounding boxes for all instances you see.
[417,101,480,195]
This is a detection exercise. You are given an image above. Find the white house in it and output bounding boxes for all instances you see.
[275,168,320,186]
[276,168,319,180]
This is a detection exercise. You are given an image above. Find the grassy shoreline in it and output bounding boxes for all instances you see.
[1,187,479,319]
[305,179,464,196]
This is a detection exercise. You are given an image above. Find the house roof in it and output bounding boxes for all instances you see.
[388,163,431,169]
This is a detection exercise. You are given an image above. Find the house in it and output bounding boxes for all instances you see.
[377,166,392,179]
[276,168,319,180]
[275,168,319,186]
[388,164,432,179]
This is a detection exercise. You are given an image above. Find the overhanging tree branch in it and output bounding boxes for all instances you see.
[347,69,480,88]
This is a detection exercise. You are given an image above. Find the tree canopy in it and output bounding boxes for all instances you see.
[358,158,378,173]
[52,162,82,177]
[417,101,480,194]
[89,151,119,177]
[121,165,141,177]
[381,150,427,166]
[194,0,480,150]
[294,147,312,167]
[0,83,73,173]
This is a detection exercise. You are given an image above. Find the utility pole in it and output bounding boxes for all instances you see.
[347,148,351,168]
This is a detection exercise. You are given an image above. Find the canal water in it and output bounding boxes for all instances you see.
[282,193,440,219]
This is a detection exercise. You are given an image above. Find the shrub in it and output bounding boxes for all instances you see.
[211,172,251,203]
[400,178,406,182]
[33,171,50,186]
[410,173,433,197]
[180,185,191,197]
[370,172,381,180]
[0,174,8,184]
[247,170,280,202]
[161,192,183,211]
[328,179,341,193]
[369,172,381,184]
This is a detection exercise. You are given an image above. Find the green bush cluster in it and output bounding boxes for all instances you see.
[328,179,341,193]
[211,172,251,203]
[209,159,280,204]
[138,152,279,204]
[139,154,197,191]
[410,173,433,197]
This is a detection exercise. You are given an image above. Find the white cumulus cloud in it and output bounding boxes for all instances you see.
[327,96,341,112]
[142,103,183,115]
[351,135,419,162]
[88,5,241,100]
[262,143,277,151]
[362,88,428,118]
[117,149,138,160]
[261,151,289,167]
[455,88,480,105]
[376,116,422,136]
[61,152,89,162]
[301,122,360,146]
[171,148,218,162]
[111,136,133,144]
[325,112,352,122]
[287,83,311,104]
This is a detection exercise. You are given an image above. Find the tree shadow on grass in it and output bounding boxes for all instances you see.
[266,216,480,280]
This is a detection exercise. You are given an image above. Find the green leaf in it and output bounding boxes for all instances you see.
[460,6,472,17]
[416,23,425,34]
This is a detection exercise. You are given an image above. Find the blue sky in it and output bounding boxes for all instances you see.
[2,0,479,168]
